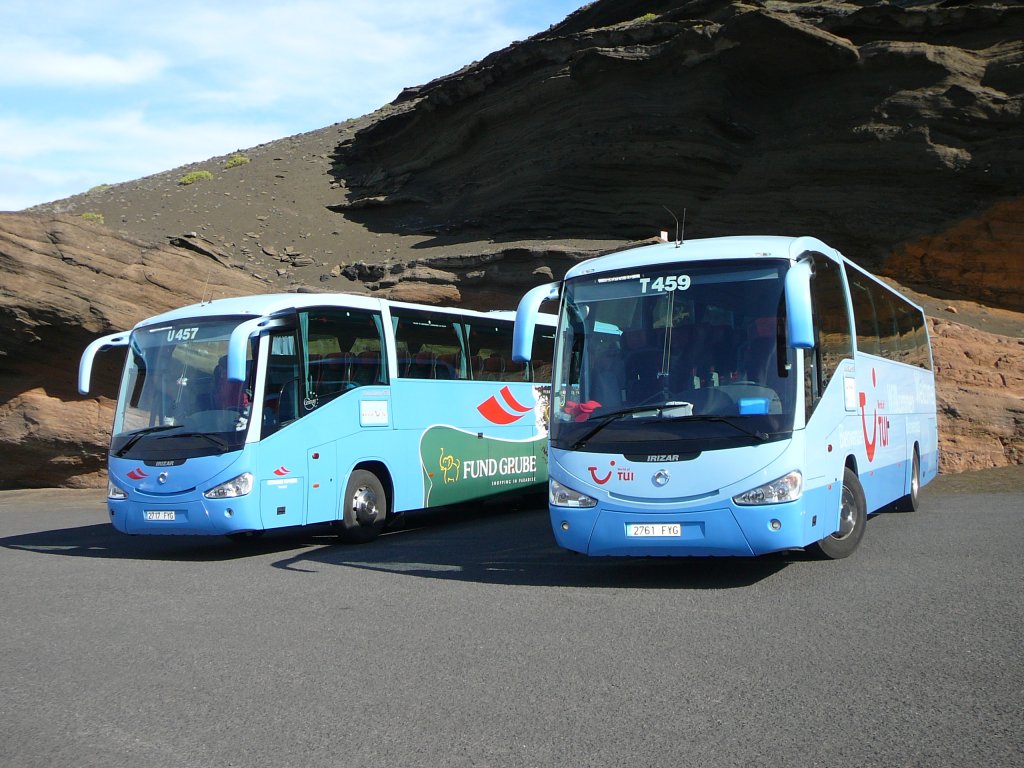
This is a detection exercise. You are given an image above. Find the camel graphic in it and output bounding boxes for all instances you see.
[439,447,461,484]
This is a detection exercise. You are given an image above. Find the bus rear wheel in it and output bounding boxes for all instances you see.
[893,448,921,512]
[810,467,866,560]
[339,469,387,544]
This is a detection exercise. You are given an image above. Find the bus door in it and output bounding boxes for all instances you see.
[306,441,339,524]
[299,306,390,525]
[258,328,306,528]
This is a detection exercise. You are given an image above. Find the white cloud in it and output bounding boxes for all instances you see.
[0,0,584,209]
[137,0,541,114]
[0,110,277,163]
[0,38,167,87]
[0,111,284,210]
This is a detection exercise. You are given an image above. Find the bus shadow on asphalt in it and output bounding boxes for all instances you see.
[0,498,804,588]
[274,501,799,589]
[0,521,316,562]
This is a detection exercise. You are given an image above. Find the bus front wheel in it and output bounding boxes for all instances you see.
[339,469,387,544]
[810,468,866,560]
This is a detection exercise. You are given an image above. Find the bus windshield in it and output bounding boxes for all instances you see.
[551,259,796,452]
[111,316,255,459]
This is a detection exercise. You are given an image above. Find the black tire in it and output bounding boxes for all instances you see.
[893,448,921,512]
[809,467,867,560]
[339,469,387,544]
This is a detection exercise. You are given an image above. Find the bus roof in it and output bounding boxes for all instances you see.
[132,293,548,331]
[564,235,842,281]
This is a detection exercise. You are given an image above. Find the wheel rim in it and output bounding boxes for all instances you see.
[351,485,379,526]
[911,455,920,499]
[833,484,857,540]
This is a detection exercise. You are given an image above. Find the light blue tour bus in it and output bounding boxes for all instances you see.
[512,235,937,558]
[79,293,554,541]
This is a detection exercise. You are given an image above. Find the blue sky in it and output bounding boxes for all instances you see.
[0,0,584,211]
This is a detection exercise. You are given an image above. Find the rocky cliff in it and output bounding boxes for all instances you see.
[333,0,1023,310]
[0,214,266,487]
[2,209,1019,489]
[8,0,1024,488]
[930,317,1024,471]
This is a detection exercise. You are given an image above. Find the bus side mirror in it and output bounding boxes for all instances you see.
[512,281,560,362]
[785,261,815,350]
[226,315,289,382]
[78,331,130,394]
[227,318,268,382]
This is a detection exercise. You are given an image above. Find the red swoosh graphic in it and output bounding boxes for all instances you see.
[273,466,291,476]
[127,468,148,480]
[477,396,523,425]
[499,386,532,413]
[859,391,877,463]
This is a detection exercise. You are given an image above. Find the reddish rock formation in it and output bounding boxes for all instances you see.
[886,199,1024,311]
[0,213,267,488]
[2,210,1020,489]
[929,318,1024,472]
[0,214,594,488]
[11,0,1024,486]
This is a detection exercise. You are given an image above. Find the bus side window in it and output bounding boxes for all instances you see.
[897,304,931,370]
[304,309,388,404]
[847,266,931,371]
[847,267,880,357]
[393,309,467,380]
[807,254,854,418]
[531,328,555,383]
[872,283,901,360]
[465,317,531,382]
[262,331,300,438]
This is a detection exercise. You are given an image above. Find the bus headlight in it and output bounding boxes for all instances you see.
[108,480,128,500]
[204,472,254,499]
[733,471,803,506]
[550,479,597,508]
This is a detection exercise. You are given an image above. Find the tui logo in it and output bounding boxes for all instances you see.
[587,460,634,485]
[859,368,890,463]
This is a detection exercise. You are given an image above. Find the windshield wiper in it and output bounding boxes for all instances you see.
[570,404,683,449]
[156,432,230,452]
[571,409,771,449]
[114,425,181,457]
[662,415,771,442]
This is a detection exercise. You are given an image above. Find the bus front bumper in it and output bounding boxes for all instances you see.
[108,493,262,536]
[549,491,832,557]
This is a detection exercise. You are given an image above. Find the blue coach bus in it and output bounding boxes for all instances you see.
[79,294,554,541]
[512,235,937,558]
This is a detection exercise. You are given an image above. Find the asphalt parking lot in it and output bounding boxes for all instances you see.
[2,466,1022,768]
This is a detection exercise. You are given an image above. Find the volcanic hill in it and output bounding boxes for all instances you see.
[4,0,1023,488]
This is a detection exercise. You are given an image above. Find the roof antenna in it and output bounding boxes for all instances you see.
[663,206,685,248]
[200,266,213,304]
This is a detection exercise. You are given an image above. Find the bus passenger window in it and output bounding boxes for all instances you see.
[873,283,901,360]
[897,303,932,370]
[531,328,555,383]
[393,309,467,380]
[304,309,387,404]
[465,318,527,382]
[847,269,880,356]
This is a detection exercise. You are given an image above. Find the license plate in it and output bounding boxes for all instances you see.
[145,510,176,521]
[626,523,681,538]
